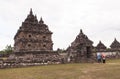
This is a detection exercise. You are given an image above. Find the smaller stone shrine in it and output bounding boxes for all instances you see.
[95,41,107,52]
[110,38,120,51]
[67,29,94,63]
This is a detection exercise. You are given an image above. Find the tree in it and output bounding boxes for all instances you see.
[4,45,13,54]
[57,48,66,53]
[0,45,13,55]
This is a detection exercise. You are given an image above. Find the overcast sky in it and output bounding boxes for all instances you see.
[0,0,120,50]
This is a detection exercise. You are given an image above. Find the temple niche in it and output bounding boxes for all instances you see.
[110,38,120,51]
[14,9,53,53]
[67,29,94,63]
[95,41,107,52]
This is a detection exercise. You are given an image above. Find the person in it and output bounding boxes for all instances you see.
[102,53,106,63]
[97,52,102,63]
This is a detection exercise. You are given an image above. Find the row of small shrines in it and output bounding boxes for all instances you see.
[1,9,120,68]
[95,39,120,52]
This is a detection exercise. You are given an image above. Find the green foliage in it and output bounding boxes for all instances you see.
[4,45,13,53]
[57,48,66,53]
[0,45,13,54]
[0,50,5,54]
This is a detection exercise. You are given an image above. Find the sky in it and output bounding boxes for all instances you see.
[0,0,120,50]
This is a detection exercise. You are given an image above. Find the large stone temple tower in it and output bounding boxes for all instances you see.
[14,9,53,53]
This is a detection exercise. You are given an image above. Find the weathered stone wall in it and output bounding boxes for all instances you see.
[0,51,64,69]
[14,31,53,52]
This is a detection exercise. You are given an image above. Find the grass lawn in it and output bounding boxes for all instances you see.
[0,59,120,79]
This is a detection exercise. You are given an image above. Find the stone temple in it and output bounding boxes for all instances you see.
[1,9,120,68]
[6,9,63,68]
[67,29,94,62]
[95,41,107,52]
[14,9,53,53]
[110,38,120,51]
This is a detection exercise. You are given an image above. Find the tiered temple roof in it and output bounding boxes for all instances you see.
[71,29,93,48]
[110,38,120,51]
[14,9,52,39]
[96,41,106,51]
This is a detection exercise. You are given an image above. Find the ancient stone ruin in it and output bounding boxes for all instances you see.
[110,38,120,51]
[95,41,107,52]
[14,9,53,53]
[0,9,63,68]
[66,29,95,63]
[1,9,120,68]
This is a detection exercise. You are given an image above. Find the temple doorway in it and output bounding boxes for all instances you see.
[86,46,91,58]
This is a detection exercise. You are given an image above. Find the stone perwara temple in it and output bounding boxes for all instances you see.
[14,9,53,53]
[67,29,94,62]
[95,41,107,52]
[110,38,120,51]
